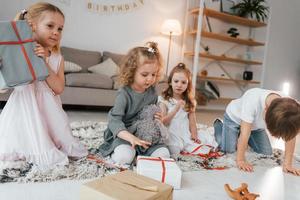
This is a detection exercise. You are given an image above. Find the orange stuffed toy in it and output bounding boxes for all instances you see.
[224,183,260,200]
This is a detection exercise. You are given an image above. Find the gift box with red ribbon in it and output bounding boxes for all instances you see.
[0,20,48,89]
[136,156,182,189]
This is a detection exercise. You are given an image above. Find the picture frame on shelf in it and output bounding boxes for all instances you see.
[220,0,236,15]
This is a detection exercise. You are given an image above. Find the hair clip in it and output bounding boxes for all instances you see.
[21,9,27,14]
[147,47,156,54]
[178,63,185,68]
[20,9,28,19]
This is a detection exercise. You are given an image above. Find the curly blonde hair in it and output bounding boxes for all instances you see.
[15,2,64,53]
[118,42,164,86]
[162,63,196,112]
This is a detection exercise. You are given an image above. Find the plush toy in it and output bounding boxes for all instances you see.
[224,183,260,200]
[128,104,168,145]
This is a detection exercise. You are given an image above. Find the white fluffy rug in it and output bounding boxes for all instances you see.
[0,121,288,183]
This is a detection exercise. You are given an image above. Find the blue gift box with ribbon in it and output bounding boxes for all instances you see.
[0,20,49,89]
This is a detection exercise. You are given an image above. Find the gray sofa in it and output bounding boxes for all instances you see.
[60,46,124,106]
[0,46,167,107]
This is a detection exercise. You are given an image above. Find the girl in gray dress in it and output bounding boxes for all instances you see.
[98,42,170,165]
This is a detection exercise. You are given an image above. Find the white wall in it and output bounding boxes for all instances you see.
[263,0,300,99]
[0,0,186,73]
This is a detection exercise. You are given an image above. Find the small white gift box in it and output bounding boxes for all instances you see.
[136,156,182,189]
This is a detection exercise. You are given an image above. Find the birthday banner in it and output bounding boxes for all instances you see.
[87,0,145,14]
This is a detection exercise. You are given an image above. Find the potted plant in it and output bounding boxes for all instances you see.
[231,0,269,22]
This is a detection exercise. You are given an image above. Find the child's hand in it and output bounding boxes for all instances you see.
[176,100,185,109]
[174,100,185,113]
[130,136,151,149]
[26,19,34,31]
[282,163,300,176]
[236,160,253,172]
[192,137,201,144]
[34,43,48,60]
[154,111,162,122]
[191,133,201,143]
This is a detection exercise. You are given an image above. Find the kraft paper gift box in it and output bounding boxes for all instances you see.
[0,20,48,89]
[80,170,173,200]
[136,156,182,189]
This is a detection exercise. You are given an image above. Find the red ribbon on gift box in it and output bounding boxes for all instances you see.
[0,21,36,80]
[137,157,175,183]
[181,144,223,158]
[190,144,214,154]
[180,146,227,170]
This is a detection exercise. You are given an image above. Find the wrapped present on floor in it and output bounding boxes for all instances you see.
[80,170,173,200]
[0,20,48,89]
[136,156,182,189]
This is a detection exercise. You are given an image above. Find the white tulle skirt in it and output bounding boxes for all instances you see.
[0,81,87,169]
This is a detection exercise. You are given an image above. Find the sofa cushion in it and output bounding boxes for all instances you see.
[64,60,82,73]
[88,58,119,78]
[61,47,102,72]
[112,75,121,90]
[65,73,113,89]
[102,51,125,66]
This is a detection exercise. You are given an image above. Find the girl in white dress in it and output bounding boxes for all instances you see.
[0,2,87,169]
[158,63,217,156]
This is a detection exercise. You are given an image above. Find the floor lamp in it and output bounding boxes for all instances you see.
[161,19,182,76]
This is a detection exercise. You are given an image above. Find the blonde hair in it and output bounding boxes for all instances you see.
[15,2,64,53]
[118,42,164,86]
[162,63,196,112]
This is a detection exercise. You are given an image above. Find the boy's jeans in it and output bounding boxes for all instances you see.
[214,113,272,155]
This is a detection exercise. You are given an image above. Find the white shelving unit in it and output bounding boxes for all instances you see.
[182,0,268,109]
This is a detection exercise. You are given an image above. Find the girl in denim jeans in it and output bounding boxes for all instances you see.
[214,88,300,176]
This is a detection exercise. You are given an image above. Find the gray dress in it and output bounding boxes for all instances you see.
[98,86,166,157]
